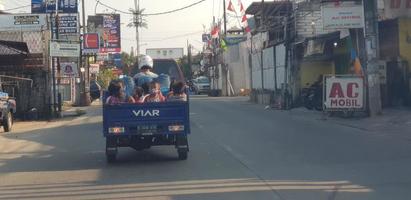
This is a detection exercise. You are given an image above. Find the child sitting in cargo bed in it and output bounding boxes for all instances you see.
[106,80,133,105]
[145,81,166,103]
[167,81,187,102]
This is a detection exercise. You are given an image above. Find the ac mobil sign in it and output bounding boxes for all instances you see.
[324,76,365,110]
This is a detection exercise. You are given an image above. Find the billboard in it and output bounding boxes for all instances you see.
[146,48,184,59]
[322,2,365,30]
[49,41,80,57]
[0,14,47,32]
[82,33,100,54]
[32,0,78,13]
[324,75,365,110]
[51,13,79,35]
[87,14,121,53]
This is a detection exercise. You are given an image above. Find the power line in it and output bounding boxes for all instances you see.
[95,0,133,14]
[95,0,207,16]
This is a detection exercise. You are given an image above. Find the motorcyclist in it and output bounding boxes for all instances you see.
[133,55,158,87]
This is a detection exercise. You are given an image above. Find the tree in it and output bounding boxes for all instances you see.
[121,52,137,76]
[97,69,116,90]
[128,9,148,28]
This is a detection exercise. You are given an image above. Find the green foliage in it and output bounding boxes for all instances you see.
[97,69,116,89]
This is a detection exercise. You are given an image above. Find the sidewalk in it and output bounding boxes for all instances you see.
[288,107,411,139]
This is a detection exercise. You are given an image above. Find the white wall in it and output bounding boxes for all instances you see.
[146,48,184,59]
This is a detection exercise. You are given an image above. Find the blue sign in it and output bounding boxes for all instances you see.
[51,14,78,35]
[32,0,78,13]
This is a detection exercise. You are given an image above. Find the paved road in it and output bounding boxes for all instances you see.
[0,96,411,200]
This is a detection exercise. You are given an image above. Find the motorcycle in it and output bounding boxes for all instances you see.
[302,82,323,111]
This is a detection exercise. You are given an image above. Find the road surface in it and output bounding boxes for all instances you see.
[0,96,410,200]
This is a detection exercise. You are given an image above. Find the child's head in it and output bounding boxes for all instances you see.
[108,80,123,98]
[149,81,161,94]
[141,82,150,95]
[171,81,186,95]
[134,87,144,98]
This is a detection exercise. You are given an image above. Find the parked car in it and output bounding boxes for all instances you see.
[90,80,101,102]
[193,76,210,94]
[0,86,16,132]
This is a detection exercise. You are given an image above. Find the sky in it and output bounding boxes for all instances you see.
[0,0,255,55]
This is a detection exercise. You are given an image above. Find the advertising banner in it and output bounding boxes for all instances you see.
[322,2,365,30]
[89,64,100,74]
[82,33,100,54]
[0,14,47,31]
[32,0,78,13]
[87,14,121,53]
[61,62,78,76]
[49,41,80,57]
[324,75,365,110]
[51,13,78,35]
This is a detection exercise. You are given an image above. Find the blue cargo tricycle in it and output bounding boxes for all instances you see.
[103,101,190,163]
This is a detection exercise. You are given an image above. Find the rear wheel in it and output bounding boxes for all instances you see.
[178,150,188,160]
[176,135,189,160]
[3,111,12,132]
[106,137,118,163]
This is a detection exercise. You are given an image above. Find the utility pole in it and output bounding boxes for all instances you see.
[134,0,140,57]
[260,0,264,91]
[363,0,382,116]
[80,0,90,106]
[223,0,227,35]
[187,40,192,80]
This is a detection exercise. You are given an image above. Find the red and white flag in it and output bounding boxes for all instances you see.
[227,0,236,13]
[238,0,245,14]
[211,26,220,39]
[238,0,250,33]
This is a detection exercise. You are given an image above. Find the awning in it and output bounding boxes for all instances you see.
[0,40,29,66]
[0,40,29,56]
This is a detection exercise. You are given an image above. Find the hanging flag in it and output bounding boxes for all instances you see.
[238,0,245,12]
[227,0,236,13]
[237,0,250,33]
[211,26,220,39]
[351,49,363,75]
[220,39,228,51]
[242,15,247,23]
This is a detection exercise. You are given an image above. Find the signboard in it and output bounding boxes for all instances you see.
[51,14,78,35]
[87,14,121,53]
[49,41,80,57]
[32,0,78,13]
[225,35,247,46]
[0,14,47,31]
[322,2,365,30]
[89,64,100,74]
[202,34,211,42]
[61,62,78,76]
[82,33,100,54]
[383,0,411,19]
[324,76,365,110]
[146,48,184,59]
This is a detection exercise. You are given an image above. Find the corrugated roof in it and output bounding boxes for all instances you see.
[245,1,292,15]
[0,40,29,56]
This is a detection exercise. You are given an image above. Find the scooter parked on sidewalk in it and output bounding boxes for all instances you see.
[302,82,323,111]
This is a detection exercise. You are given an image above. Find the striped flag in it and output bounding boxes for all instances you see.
[238,0,250,33]
[227,0,236,12]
